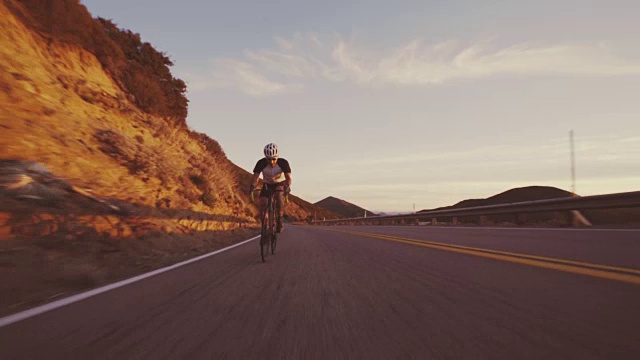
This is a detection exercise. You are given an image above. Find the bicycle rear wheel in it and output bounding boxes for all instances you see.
[269,200,278,255]
[271,226,278,255]
[260,210,269,262]
[270,207,278,255]
[271,233,277,254]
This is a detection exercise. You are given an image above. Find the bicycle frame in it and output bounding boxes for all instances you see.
[258,187,282,262]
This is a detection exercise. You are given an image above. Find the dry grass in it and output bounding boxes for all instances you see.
[0,1,266,314]
[0,0,348,311]
[0,225,260,316]
[0,0,344,316]
[0,1,332,225]
[0,0,247,219]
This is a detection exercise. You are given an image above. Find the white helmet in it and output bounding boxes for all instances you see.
[263,143,279,159]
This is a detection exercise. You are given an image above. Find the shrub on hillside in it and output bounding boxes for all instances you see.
[189,174,207,189]
[94,129,179,186]
[188,131,227,161]
[98,18,189,125]
[9,0,188,125]
[201,189,218,208]
[124,70,166,115]
[94,129,157,177]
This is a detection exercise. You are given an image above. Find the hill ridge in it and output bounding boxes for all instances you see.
[420,186,574,212]
[315,196,376,219]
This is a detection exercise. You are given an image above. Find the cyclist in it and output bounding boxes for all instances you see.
[250,143,291,233]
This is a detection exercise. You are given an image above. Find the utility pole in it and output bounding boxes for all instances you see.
[413,203,415,214]
[570,130,576,195]
[568,130,591,227]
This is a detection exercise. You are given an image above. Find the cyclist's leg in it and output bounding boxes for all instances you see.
[258,186,269,227]
[274,190,284,233]
[259,196,268,222]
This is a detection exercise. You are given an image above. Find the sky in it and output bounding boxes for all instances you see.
[81,0,640,213]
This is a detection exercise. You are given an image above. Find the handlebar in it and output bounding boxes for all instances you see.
[250,187,289,203]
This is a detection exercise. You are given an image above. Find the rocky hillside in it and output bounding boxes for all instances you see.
[1,0,239,224]
[315,196,377,219]
[0,0,339,234]
[0,0,337,315]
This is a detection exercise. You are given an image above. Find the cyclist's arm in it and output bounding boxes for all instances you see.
[284,172,291,187]
[250,172,260,188]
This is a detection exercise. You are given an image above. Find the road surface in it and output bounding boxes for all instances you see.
[1,225,639,359]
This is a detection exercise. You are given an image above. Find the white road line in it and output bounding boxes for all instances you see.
[0,234,260,328]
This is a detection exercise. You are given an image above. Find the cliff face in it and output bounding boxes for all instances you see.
[1,0,242,220]
[0,0,329,234]
[0,0,332,315]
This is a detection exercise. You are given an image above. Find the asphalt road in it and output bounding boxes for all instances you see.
[1,225,640,359]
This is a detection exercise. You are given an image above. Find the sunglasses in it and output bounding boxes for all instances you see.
[267,157,278,161]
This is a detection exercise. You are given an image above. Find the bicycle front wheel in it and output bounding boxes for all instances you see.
[270,201,278,255]
[260,211,269,262]
[271,232,277,255]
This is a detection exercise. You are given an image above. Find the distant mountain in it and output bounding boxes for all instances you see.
[376,211,413,216]
[418,186,639,226]
[421,186,574,212]
[314,196,377,219]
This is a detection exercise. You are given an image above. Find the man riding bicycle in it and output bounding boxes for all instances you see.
[250,143,291,233]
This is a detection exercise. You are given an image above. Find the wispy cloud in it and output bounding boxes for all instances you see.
[327,134,640,168]
[326,142,566,169]
[208,34,640,96]
[299,134,640,211]
[212,59,302,96]
[317,135,640,193]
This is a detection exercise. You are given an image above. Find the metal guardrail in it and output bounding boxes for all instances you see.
[312,190,640,225]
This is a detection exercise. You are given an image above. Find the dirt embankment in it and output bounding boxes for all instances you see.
[0,0,342,316]
[0,0,265,316]
[0,159,262,316]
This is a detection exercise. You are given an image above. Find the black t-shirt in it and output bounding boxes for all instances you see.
[253,158,291,184]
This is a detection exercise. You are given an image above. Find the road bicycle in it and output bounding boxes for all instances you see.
[252,186,288,262]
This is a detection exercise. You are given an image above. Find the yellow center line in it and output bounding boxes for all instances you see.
[317,227,640,285]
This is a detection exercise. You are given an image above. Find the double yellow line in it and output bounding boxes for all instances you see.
[320,228,640,285]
